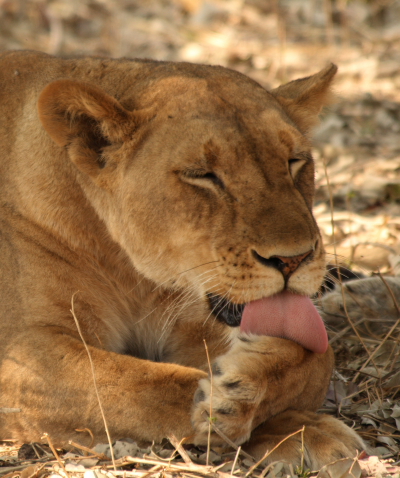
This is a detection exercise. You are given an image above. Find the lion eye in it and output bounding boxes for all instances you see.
[201,172,224,187]
[182,170,225,190]
[288,158,306,178]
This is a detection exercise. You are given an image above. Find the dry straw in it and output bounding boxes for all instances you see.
[70,292,117,471]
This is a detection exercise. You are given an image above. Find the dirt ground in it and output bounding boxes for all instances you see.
[1,1,400,477]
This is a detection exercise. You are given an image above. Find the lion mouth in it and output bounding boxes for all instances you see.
[207,293,245,327]
[208,291,329,354]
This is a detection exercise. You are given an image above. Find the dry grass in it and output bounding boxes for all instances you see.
[70,293,116,471]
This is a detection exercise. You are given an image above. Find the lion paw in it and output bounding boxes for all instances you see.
[244,410,365,471]
[191,334,318,445]
[191,336,273,445]
[191,333,336,446]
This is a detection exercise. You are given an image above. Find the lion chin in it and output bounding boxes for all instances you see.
[0,50,364,470]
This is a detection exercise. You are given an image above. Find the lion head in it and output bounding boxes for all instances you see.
[38,62,336,340]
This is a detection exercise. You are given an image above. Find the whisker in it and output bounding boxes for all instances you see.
[151,261,222,292]
[157,272,223,343]
[159,268,222,330]
[158,291,206,344]
[202,288,231,327]
[158,291,194,340]
[159,271,221,336]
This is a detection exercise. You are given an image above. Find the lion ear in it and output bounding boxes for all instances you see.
[38,80,138,177]
[271,64,337,132]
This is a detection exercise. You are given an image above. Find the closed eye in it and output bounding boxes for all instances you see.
[181,169,225,190]
[288,158,306,178]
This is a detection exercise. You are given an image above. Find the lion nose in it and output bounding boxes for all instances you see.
[252,249,314,280]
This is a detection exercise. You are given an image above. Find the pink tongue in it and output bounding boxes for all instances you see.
[240,292,328,354]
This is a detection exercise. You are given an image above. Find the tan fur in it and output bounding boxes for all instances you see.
[0,51,363,469]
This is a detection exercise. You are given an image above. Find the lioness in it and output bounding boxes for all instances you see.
[0,50,364,469]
